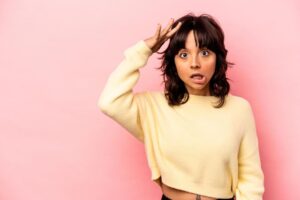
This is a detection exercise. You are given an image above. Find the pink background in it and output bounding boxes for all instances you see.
[0,0,299,199]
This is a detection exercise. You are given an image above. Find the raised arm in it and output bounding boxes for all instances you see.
[98,18,182,142]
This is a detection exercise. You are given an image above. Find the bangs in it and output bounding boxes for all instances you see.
[168,19,220,56]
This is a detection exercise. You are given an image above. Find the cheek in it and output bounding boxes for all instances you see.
[207,59,216,74]
[174,60,184,74]
[174,65,188,81]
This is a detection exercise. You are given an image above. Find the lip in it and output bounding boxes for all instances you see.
[190,73,204,78]
[190,73,206,84]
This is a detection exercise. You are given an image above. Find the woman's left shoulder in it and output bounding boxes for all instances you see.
[226,93,252,108]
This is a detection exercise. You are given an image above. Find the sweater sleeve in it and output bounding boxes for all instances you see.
[97,40,153,143]
[235,101,265,200]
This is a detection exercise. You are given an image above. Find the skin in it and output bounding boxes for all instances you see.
[174,30,216,96]
[144,18,182,53]
[144,19,218,200]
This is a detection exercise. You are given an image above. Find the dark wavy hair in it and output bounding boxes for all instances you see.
[156,13,234,108]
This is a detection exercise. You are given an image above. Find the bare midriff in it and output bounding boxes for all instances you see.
[155,177,217,200]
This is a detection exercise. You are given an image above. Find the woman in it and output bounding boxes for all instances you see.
[98,13,265,200]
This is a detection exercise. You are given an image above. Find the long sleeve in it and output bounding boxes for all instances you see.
[235,101,265,200]
[97,40,153,142]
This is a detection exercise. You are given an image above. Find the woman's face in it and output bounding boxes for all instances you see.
[174,30,216,96]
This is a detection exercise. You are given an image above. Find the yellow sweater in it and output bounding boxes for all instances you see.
[98,40,265,199]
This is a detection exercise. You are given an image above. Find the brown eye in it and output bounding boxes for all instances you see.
[179,52,188,58]
[201,50,209,56]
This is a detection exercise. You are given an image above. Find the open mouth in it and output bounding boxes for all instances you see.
[190,73,206,84]
[191,74,204,79]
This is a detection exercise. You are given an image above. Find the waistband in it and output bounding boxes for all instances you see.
[161,194,235,200]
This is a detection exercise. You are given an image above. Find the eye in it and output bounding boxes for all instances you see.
[201,50,210,56]
[179,52,188,58]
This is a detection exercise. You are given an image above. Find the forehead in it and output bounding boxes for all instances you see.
[182,30,208,50]
[185,31,197,47]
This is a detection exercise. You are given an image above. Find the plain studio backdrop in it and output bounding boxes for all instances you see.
[0,0,299,199]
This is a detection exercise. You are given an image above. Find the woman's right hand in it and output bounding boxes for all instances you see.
[144,18,182,53]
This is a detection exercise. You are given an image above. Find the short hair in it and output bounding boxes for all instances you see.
[156,13,234,108]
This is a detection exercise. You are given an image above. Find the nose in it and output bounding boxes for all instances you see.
[190,55,200,68]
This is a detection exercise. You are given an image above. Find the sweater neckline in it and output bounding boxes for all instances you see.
[187,94,219,101]
[188,93,231,98]
[185,93,231,105]
[158,91,231,106]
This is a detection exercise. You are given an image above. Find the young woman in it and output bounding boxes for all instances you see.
[98,13,265,200]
